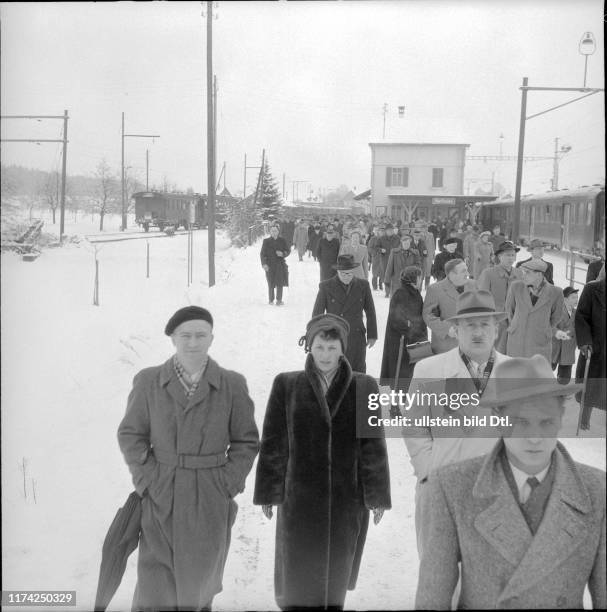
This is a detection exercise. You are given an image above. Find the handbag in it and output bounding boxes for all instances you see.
[405,340,433,363]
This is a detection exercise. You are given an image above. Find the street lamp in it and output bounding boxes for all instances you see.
[579,32,596,88]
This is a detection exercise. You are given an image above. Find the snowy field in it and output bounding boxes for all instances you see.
[1,213,605,611]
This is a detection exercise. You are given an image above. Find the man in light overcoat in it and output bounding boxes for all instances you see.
[505,258,564,362]
[416,355,605,610]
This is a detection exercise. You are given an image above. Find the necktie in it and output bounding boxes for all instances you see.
[526,476,540,498]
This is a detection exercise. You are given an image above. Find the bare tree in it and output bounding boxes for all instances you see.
[41,171,60,224]
[95,159,117,231]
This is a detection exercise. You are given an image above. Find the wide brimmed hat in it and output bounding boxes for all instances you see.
[444,237,459,246]
[447,289,507,321]
[528,238,545,249]
[480,355,583,407]
[521,258,548,273]
[332,254,360,270]
[494,240,520,256]
[299,314,350,353]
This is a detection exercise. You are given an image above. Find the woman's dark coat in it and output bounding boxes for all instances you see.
[260,236,290,288]
[253,355,391,610]
[380,282,427,388]
[575,278,606,409]
[308,229,322,258]
[317,236,341,281]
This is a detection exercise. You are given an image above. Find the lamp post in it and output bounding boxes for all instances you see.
[579,32,596,89]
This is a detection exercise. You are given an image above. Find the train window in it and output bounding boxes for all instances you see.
[587,201,593,225]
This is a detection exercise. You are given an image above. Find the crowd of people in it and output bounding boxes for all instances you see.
[110,211,605,611]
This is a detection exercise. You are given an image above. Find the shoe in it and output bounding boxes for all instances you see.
[268,300,274,305]
[276,300,284,306]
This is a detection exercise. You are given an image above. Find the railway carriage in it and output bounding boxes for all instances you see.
[478,185,604,255]
[133,191,206,231]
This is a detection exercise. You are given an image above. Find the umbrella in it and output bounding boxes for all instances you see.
[576,347,593,435]
[94,491,142,612]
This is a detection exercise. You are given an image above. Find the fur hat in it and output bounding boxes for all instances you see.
[165,306,213,336]
[299,314,350,353]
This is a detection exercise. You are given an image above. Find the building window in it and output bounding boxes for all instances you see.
[385,166,409,187]
[432,168,444,188]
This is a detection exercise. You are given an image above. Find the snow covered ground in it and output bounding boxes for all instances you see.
[1,213,605,611]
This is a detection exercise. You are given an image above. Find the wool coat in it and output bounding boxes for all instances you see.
[367,235,385,279]
[292,223,309,258]
[416,441,606,610]
[312,276,378,373]
[117,358,259,611]
[384,247,421,296]
[431,249,463,281]
[551,303,577,366]
[308,228,322,258]
[421,230,436,278]
[575,278,606,409]
[317,236,341,281]
[472,240,494,279]
[260,236,290,288]
[380,282,427,388]
[422,278,477,354]
[477,265,523,352]
[586,258,604,283]
[462,232,478,266]
[253,355,391,610]
[505,279,564,362]
[378,234,401,279]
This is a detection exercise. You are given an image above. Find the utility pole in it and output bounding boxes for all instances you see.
[146,149,149,190]
[382,103,388,139]
[206,0,216,287]
[552,137,559,191]
[243,153,261,200]
[1,112,69,240]
[121,112,159,230]
[282,173,286,200]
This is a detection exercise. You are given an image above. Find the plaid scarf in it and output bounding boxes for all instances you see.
[173,355,208,399]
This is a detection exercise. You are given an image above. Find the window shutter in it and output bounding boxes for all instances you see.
[386,167,392,187]
[403,167,409,187]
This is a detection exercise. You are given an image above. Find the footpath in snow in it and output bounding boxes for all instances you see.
[1,218,605,611]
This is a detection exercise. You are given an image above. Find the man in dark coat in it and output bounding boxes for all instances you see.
[516,238,554,284]
[378,224,401,297]
[383,233,421,298]
[254,314,391,610]
[575,275,606,429]
[260,224,290,305]
[367,225,385,291]
[586,242,604,282]
[316,224,341,281]
[431,237,463,281]
[312,254,378,373]
[118,307,259,611]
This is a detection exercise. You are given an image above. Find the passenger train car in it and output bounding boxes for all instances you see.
[133,191,235,231]
[478,185,604,254]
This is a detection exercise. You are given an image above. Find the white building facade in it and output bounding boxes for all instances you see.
[369,142,477,222]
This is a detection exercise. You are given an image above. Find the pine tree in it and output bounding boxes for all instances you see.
[258,159,282,220]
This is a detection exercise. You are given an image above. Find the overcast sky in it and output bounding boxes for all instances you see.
[1,1,604,199]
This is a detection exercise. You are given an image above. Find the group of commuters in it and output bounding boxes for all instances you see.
[114,215,605,611]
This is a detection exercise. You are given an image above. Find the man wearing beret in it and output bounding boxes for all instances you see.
[515,238,554,284]
[118,306,260,611]
[312,254,378,373]
[416,355,606,610]
[254,314,391,610]
[505,259,564,362]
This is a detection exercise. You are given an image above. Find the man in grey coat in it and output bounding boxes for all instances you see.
[416,355,605,610]
[118,306,260,611]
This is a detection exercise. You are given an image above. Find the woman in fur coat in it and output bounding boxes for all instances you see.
[254,314,391,611]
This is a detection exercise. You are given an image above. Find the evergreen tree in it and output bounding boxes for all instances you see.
[258,159,282,220]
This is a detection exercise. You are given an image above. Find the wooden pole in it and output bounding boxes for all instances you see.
[206,1,216,287]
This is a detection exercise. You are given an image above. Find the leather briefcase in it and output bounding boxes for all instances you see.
[406,340,433,363]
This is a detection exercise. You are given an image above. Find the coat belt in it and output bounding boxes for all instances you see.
[153,449,228,469]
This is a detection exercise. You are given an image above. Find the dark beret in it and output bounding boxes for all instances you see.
[165,306,214,336]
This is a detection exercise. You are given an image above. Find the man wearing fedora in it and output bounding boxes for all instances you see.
[551,286,579,385]
[117,306,259,611]
[406,290,512,548]
[416,355,606,610]
[505,258,564,362]
[317,223,341,282]
[423,258,476,354]
[477,240,523,352]
[378,224,401,297]
[516,238,554,284]
[312,254,377,373]
[367,224,386,291]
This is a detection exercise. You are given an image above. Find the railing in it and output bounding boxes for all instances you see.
[565,250,600,287]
